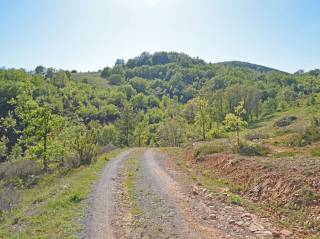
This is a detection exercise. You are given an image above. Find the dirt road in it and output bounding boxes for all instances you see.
[84,149,292,239]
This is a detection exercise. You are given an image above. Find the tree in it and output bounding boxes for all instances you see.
[73,129,97,165]
[131,93,147,111]
[115,59,125,66]
[108,74,124,85]
[15,95,62,171]
[129,77,148,93]
[117,102,135,146]
[97,124,120,146]
[156,118,185,147]
[35,65,46,75]
[193,98,211,140]
[100,67,112,79]
[223,101,247,146]
[0,136,8,161]
[45,67,56,78]
[133,118,149,146]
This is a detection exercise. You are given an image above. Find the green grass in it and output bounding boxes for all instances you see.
[0,149,124,239]
[229,194,242,205]
[125,156,142,217]
[272,151,297,158]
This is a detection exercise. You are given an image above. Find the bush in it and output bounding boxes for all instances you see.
[302,188,317,206]
[108,74,124,85]
[0,160,42,182]
[64,156,81,169]
[230,194,242,205]
[285,132,312,147]
[237,141,268,156]
[73,131,98,166]
[207,126,226,139]
[0,186,19,211]
[274,116,297,127]
[70,194,82,203]
[193,143,223,159]
[245,131,269,141]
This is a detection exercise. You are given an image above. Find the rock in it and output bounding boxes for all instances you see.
[202,188,208,194]
[235,220,245,226]
[208,205,215,210]
[248,223,265,232]
[206,202,215,207]
[229,219,236,225]
[241,213,252,220]
[272,231,281,238]
[191,186,199,195]
[280,229,293,237]
[254,230,272,236]
[205,194,213,200]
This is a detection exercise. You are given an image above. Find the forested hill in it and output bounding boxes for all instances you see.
[1,51,320,168]
[214,61,283,73]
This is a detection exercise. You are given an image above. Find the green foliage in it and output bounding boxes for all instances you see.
[245,130,269,141]
[302,188,317,206]
[223,102,248,146]
[97,124,120,146]
[237,141,268,156]
[73,129,97,166]
[156,118,186,147]
[193,143,223,159]
[69,194,82,203]
[2,51,320,180]
[207,125,226,139]
[230,194,242,205]
[0,160,42,184]
[108,74,124,85]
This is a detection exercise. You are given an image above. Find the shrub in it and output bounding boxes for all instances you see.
[73,131,98,166]
[64,156,81,169]
[70,194,82,203]
[274,116,297,127]
[285,132,311,147]
[237,141,268,156]
[245,131,269,141]
[230,194,242,205]
[193,143,223,159]
[0,160,42,182]
[207,126,226,139]
[0,186,19,211]
[302,188,317,206]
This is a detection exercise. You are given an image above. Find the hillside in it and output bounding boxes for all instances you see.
[215,61,284,73]
[0,51,320,238]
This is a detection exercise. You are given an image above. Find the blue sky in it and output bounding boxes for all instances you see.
[1,0,319,72]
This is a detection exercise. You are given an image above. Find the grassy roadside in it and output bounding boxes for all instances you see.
[0,149,124,239]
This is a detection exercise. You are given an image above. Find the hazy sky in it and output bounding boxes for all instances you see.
[1,0,319,72]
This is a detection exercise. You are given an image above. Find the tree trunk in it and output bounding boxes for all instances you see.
[236,129,240,147]
[43,133,48,172]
